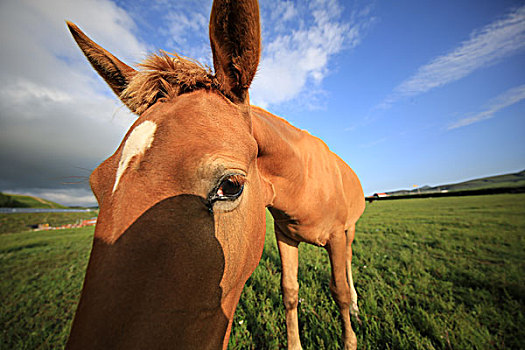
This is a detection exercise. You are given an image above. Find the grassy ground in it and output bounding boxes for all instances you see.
[0,228,93,349]
[230,194,525,349]
[0,212,98,235]
[1,194,524,349]
[0,192,68,209]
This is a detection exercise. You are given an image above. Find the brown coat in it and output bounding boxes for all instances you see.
[66,1,364,349]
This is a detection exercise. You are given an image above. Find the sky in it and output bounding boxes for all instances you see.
[0,0,524,206]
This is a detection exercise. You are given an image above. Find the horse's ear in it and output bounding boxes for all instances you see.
[66,22,137,111]
[209,0,261,104]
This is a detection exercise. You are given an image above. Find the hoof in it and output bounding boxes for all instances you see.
[287,338,302,350]
[344,333,357,350]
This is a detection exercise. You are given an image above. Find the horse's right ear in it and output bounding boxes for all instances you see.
[66,21,138,112]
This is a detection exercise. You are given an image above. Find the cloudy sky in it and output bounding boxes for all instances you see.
[0,0,524,206]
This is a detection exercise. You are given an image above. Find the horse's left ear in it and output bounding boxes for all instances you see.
[209,0,261,104]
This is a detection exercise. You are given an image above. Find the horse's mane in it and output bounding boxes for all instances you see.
[121,52,220,115]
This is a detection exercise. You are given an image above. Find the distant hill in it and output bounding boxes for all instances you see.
[385,169,525,196]
[0,192,68,209]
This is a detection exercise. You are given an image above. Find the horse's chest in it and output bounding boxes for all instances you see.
[270,207,339,246]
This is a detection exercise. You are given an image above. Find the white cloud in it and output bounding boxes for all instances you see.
[119,0,374,110]
[152,0,212,64]
[38,189,97,207]
[1,80,72,106]
[250,0,374,108]
[448,84,525,129]
[163,9,210,62]
[279,2,298,22]
[0,0,145,205]
[380,5,525,109]
[165,11,207,46]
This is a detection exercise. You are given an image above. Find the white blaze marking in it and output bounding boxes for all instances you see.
[112,120,157,193]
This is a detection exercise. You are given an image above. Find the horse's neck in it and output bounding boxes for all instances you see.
[252,106,365,239]
[252,106,312,214]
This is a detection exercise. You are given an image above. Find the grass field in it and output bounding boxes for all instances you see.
[1,194,524,349]
[0,212,98,235]
[0,192,68,209]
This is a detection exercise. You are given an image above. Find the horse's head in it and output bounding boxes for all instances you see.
[66,1,273,348]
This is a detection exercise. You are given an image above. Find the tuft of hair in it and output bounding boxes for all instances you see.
[121,52,220,115]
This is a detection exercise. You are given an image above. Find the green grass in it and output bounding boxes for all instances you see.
[232,194,525,349]
[0,192,68,209]
[1,194,524,349]
[444,170,525,191]
[0,212,98,235]
[0,228,93,349]
[386,169,525,195]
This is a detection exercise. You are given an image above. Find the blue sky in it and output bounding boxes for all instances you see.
[0,0,524,205]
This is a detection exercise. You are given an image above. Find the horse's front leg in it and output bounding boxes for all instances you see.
[275,225,302,350]
[346,225,360,322]
[326,230,357,350]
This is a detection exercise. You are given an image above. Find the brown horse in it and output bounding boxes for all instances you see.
[66,0,364,349]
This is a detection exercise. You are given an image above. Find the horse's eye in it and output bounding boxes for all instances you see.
[216,175,245,199]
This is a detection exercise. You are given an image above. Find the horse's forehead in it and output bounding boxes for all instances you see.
[152,91,245,128]
[113,120,157,193]
[100,92,255,192]
[143,92,253,149]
